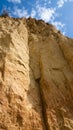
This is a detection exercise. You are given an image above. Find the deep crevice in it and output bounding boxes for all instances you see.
[0,49,6,80]
[36,78,50,130]
[16,113,23,127]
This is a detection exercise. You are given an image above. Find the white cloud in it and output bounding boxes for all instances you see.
[52,21,65,29]
[7,0,21,4]
[52,21,66,35]
[57,0,73,8]
[12,7,29,18]
[57,0,65,8]
[36,5,56,22]
[31,9,36,18]
[44,0,51,5]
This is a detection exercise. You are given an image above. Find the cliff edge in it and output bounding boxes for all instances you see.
[0,17,73,130]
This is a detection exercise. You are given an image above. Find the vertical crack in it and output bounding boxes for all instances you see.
[0,49,6,80]
[36,78,50,130]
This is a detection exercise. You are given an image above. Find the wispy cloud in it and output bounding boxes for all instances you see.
[57,0,67,8]
[30,9,36,18]
[44,0,51,5]
[52,21,65,30]
[36,5,56,22]
[7,0,21,4]
[12,6,29,17]
[57,0,73,8]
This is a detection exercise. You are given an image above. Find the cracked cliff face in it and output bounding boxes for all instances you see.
[0,17,73,130]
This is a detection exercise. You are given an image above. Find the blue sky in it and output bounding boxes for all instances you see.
[0,0,73,38]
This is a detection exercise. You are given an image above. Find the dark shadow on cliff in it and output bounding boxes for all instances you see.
[27,67,48,130]
[0,33,11,80]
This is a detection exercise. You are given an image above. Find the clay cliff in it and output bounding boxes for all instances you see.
[0,17,73,130]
